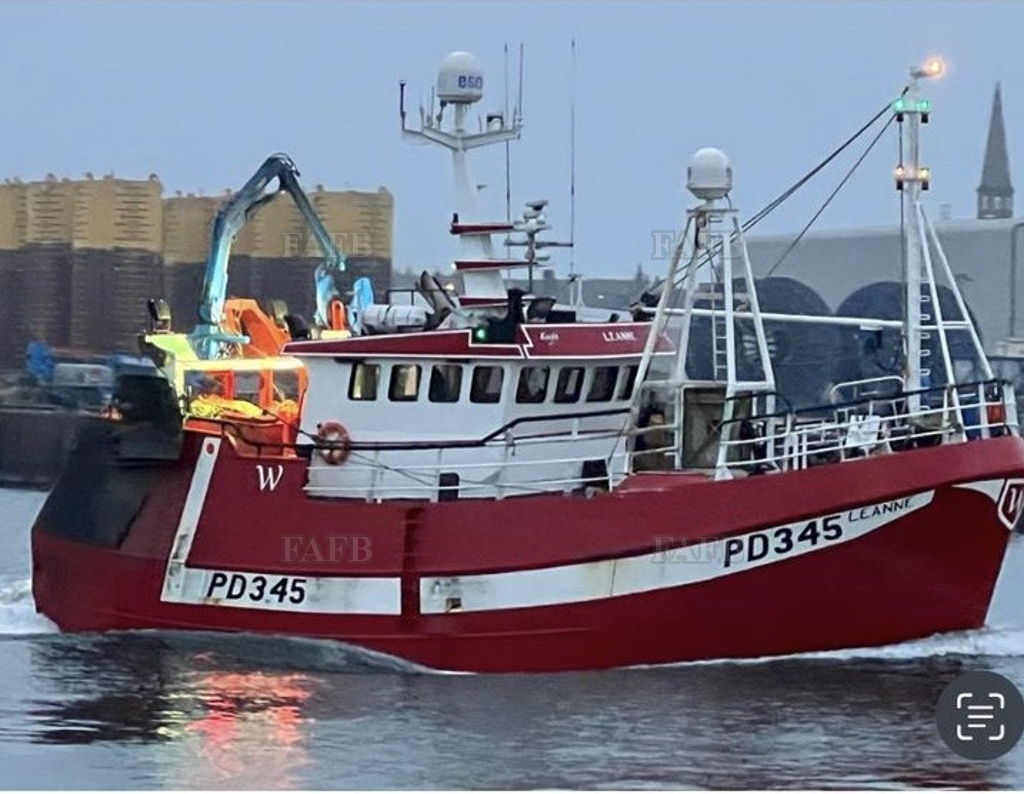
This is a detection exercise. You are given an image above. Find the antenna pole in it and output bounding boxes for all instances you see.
[401,51,524,305]
[517,44,524,123]
[399,81,407,130]
[569,38,577,279]
[504,43,511,229]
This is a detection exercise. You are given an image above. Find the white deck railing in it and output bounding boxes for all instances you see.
[628,379,1018,479]
[303,415,632,501]
[219,378,1017,497]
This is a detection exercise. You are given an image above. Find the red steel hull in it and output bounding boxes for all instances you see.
[31,432,1024,672]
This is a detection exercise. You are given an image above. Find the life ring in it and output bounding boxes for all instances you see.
[317,421,351,465]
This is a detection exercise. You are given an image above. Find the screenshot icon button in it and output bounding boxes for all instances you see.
[937,671,1024,760]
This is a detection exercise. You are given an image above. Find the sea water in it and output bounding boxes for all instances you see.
[2,487,1024,788]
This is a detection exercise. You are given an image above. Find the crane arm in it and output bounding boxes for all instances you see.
[273,168,347,328]
[193,153,346,358]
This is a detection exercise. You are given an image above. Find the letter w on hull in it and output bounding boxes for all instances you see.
[257,464,284,492]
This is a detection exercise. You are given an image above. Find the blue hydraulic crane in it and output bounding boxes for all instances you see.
[192,153,346,358]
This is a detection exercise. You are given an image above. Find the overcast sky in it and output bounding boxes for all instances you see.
[0,1,1020,279]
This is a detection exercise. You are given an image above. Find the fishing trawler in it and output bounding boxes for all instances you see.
[30,55,1024,672]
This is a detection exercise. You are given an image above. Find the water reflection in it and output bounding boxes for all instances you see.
[10,632,1024,788]
[339,660,1012,789]
[170,671,313,787]
[25,634,316,787]
[26,634,177,745]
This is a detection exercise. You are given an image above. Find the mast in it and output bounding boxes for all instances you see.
[399,51,523,304]
[894,57,993,416]
[895,58,943,402]
[630,148,775,478]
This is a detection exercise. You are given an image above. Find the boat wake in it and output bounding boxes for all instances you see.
[150,629,439,675]
[636,625,1024,671]
[4,571,1023,669]
[0,578,57,636]
[787,625,1024,663]
[0,577,432,672]
[157,624,1024,673]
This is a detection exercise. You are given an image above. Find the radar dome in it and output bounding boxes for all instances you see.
[687,148,732,201]
[437,51,484,104]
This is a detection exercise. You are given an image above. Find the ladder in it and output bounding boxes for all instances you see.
[711,293,729,382]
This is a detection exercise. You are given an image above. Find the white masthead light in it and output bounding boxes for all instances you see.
[437,51,484,104]
[687,147,733,201]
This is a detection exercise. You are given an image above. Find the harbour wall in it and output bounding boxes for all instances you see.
[0,409,109,489]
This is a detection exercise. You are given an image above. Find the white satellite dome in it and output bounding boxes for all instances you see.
[437,51,484,104]
[687,148,733,201]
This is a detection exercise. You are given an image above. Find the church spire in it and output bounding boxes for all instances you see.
[977,82,1013,219]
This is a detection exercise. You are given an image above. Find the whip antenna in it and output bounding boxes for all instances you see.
[504,44,511,224]
[504,43,512,256]
[569,38,577,279]
[517,44,524,124]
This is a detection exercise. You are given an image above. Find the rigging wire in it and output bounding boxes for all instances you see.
[228,94,919,484]
[763,113,896,278]
[742,92,905,235]
[659,93,909,295]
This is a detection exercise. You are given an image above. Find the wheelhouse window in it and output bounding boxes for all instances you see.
[388,364,421,402]
[554,367,584,403]
[617,365,639,400]
[349,362,379,401]
[516,366,549,404]
[587,366,619,402]
[234,371,262,404]
[186,371,226,399]
[429,364,463,403]
[470,366,504,403]
[273,370,301,402]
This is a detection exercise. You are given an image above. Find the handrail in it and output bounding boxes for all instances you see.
[828,375,906,403]
[200,404,632,457]
[716,412,1007,473]
[710,380,1016,474]
[719,378,1008,429]
[625,377,1017,478]
[305,427,631,500]
[203,377,1015,479]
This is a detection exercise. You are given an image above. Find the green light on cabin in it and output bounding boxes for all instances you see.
[473,327,489,342]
